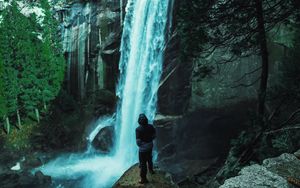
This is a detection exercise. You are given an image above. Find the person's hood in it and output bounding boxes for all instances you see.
[138,114,148,126]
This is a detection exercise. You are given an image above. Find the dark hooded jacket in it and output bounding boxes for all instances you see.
[135,114,156,152]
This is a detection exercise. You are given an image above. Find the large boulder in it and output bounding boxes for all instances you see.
[92,125,115,152]
[220,152,300,188]
[113,164,178,188]
[220,164,288,188]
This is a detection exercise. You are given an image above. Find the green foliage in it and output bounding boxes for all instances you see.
[0,120,38,151]
[177,1,209,60]
[177,0,299,61]
[0,56,7,119]
[271,132,294,153]
[0,1,65,125]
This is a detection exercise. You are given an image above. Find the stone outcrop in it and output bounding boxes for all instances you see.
[220,151,300,188]
[220,164,289,188]
[113,164,178,188]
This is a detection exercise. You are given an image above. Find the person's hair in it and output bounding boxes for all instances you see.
[138,114,148,125]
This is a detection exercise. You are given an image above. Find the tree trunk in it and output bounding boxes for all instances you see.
[255,0,269,124]
[35,108,40,123]
[43,102,47,111]
[5,117,10,134]
[17,109,21,128]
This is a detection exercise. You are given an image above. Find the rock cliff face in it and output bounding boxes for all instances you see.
[157,0,296,114]
[154,102,254,184]
[157,30,193,115]
[157,0,193,116]
[53,0,125,99]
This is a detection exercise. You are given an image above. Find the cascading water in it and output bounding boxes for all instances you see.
[114,0,173,164]
[36,0,173,187]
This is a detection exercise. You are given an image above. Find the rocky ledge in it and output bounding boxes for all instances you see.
[113,164,178,188]
[220,149,300,188]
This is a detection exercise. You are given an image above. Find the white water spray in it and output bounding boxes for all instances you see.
[36,0,173,187]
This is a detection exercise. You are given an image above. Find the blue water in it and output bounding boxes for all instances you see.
[36,0,173,187]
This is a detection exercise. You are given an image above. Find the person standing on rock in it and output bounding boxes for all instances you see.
[136,113,156,184]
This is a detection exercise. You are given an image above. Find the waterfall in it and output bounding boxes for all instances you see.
[36,0,173,187]
[114,0,173,164]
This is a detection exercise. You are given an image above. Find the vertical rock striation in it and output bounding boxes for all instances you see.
[53,0,125,99]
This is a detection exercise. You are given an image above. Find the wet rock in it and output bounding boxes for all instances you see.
[92,125,115,152]
[113,164,178,188]
[34,171,52,185]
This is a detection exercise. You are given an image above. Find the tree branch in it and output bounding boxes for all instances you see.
[233,66,262,83]
[230,77,260,88]
[265,125,300,135]
[279,108,300,127]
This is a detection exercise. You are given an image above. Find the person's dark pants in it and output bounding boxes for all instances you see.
[139,150,153,180]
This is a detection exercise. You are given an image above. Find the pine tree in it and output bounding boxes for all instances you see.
[38,0,65,110]
[0,57,7,120]
[0,1,65,124]
[0,2,21,119]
